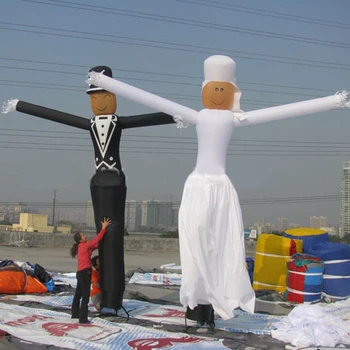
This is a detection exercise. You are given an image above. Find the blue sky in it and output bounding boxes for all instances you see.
[0,0,349,227]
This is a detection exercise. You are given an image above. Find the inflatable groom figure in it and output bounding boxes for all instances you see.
[3,66,175,312]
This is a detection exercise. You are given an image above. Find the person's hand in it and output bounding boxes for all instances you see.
[101,217,112,229]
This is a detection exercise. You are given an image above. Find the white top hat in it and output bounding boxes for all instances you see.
[202,55,243,113]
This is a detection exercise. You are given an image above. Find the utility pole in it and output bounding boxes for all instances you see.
[52,189,57,232]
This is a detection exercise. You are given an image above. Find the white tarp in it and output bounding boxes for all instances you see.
[271,304,350,348]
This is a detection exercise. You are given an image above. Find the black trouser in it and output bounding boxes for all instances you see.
[90,170,126,310]
[71,268,92,323]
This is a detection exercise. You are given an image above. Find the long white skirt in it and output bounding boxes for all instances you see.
[178,172,255,320]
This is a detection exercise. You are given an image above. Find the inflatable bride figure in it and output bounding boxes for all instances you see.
[88,55,349,321]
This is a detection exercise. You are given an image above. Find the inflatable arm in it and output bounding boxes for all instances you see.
[87,72,199,125]
[2,100,90,130]
[234,91,350,127]
[119,112,175,129]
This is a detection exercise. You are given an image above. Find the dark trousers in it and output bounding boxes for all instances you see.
[71,268,92,323]
[90,170,126,310]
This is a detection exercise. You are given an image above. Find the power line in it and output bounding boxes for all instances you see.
[3,140,350,152]
[2,128,350,146]
[16,0,350,49]
[0,144,349,156]
[0,81,289,107]
[0,194,342,207]
[3,79,348,108]
[172,0,350,30]
[1,24,349,71]
[3,137,350,151]
[0,77,324,98]
[0,81,310,107]
[0,56,340,92]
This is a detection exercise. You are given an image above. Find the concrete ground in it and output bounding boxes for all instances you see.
[0,246,181,273]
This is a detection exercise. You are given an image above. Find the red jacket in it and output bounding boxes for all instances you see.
[77,228,106,271]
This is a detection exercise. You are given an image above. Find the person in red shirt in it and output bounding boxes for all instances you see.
[70,217,111,323]
[90,255,101,311]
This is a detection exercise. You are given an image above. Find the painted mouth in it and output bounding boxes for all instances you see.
[97,106,107,111]
[211,100,224,106]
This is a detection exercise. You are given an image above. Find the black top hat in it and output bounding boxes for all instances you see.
[86,65,113,94]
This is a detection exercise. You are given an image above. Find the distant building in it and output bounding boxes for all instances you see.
[125,200,141,231]
[341,162,350,236]
[288,222,301,228]
[253,222,272,234]
[141,200,174,229]
[85,201,95,228]
[12,213,71,233]
[172,206,179,228]
[309,216,328,228]
[319,226,337,236]
[276,217,288,232]
[157,202,173,229]
[141,200,156,228]
[6,204,26,224]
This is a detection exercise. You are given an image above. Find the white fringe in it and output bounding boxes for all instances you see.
[233,112,247,121]
[86,71,101,86]
[2,99,19,114]
[174,116,190,129]
[335,90,350,108]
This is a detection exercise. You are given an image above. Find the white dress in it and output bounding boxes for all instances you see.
[178,109,255,320]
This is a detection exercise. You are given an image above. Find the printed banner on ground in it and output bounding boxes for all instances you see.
[0,303,226,349]
[2,295,282,334]
[129,272,182,286]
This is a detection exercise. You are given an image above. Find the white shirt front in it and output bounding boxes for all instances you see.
[195,109,235,175]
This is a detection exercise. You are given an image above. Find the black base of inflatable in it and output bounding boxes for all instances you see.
[186,304,215,328]
[90,170,127,311]
[101,290,124,311]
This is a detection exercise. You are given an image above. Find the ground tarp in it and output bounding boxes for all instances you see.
[0,303,227,350]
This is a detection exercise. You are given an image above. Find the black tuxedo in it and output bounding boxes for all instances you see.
[15,101,174,310]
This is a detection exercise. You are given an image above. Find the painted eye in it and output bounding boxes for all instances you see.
[215,87,219,91]
[220,88,224,92]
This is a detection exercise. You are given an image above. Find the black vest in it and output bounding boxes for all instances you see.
[90,114,122,172]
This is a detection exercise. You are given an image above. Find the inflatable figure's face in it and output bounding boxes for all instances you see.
[90,91,117,115]
[202,81,234,110]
